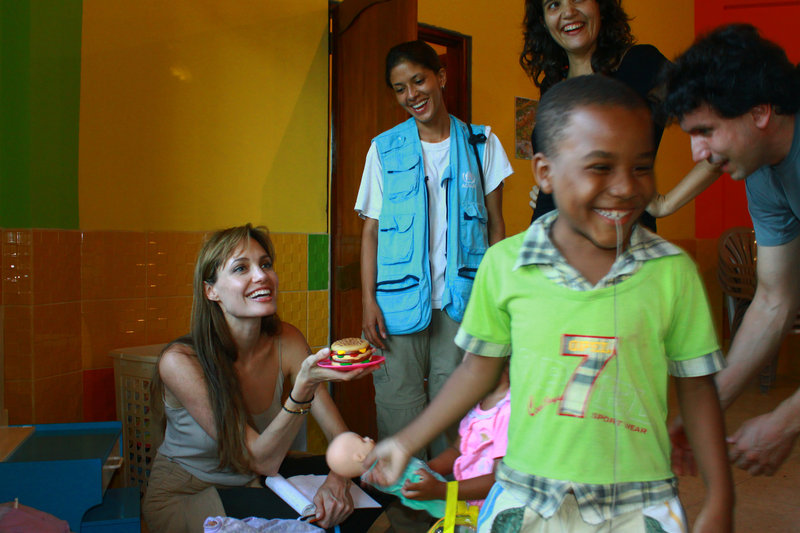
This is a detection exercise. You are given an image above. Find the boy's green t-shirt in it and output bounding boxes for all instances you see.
[456,233,721,484]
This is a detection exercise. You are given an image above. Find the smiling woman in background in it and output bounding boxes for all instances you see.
[521,0,721,229]
[355,40,513,462]
[142,224,379,532]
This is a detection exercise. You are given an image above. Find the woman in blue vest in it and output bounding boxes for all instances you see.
[354,40,513,459]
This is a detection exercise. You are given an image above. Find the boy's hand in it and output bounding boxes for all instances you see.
[727,411,800,476]
[363,437,410,487]
[401,469,446,501]
[669,416,698,476]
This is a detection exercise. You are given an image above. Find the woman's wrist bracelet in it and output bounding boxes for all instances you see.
[282,403,311,415]
[288,391,314,405]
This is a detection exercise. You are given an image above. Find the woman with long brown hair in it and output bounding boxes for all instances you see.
[143,224,379,532]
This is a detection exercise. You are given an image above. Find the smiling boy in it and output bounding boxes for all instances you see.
[365,75,733,532]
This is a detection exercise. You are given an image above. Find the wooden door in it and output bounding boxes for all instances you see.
[419,24,471,124]
[330,0,417,438]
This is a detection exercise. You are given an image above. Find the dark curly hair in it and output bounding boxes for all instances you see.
[520,0,635,94]
[661,23,800,121]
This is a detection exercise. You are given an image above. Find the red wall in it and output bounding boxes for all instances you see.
[694,1,800,239]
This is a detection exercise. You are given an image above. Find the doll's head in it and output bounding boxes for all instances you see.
[325,432,375,478]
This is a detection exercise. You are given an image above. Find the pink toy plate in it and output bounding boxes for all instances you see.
[318,354,385,371]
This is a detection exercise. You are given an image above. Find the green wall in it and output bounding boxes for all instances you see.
[0,0,81,229]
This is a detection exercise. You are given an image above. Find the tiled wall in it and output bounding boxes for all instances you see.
[3,230,83,423]
[2,228,330,426]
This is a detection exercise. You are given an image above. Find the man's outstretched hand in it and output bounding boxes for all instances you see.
[727,410,800,476]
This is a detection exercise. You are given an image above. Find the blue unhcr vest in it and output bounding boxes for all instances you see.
[374,115,489,334]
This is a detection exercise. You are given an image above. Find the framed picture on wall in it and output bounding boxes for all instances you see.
[515,96,538,160]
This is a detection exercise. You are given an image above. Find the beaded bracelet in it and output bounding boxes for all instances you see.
[289,391,314,405]
[282,404,311,415]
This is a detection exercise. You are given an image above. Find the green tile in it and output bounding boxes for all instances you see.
[307,234,329,290]
[0,0,81,229]
[1,0,32,228]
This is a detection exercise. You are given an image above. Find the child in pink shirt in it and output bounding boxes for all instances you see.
[400,363,510,507]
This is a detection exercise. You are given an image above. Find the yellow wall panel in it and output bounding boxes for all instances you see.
[79,0,329,233]
[624,0,696,241]
[419,0,533,237]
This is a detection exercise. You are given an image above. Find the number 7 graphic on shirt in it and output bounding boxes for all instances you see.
[559,335,618,418]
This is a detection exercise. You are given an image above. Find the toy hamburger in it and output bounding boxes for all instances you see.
[329,338,373,366]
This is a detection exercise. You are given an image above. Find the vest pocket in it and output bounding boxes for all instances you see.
[376,277,424,333]
[444,276,473,322]
[460,202,489,255]
[378,214,414,265]
[384,154,420,202]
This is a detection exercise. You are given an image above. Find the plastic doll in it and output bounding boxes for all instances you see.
[326,432,446,518]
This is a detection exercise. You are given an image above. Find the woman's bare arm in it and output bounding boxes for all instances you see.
[647,160,721,217]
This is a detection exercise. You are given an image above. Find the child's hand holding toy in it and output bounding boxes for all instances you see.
[401,467,447,501]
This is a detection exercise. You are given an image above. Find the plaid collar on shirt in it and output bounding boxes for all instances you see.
[505,211,683,521]
[514,211,683,291]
